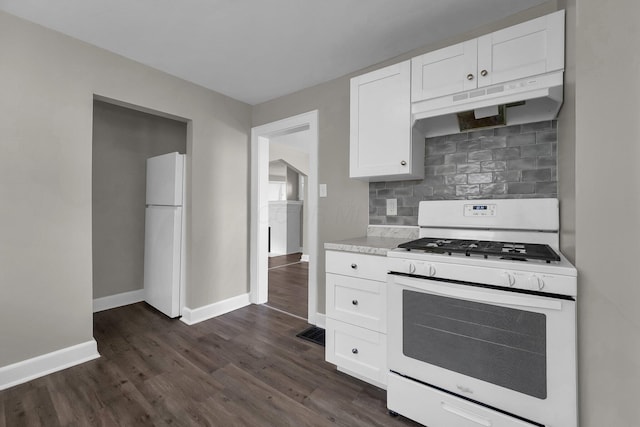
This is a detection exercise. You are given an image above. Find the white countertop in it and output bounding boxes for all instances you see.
[324,236,411,256]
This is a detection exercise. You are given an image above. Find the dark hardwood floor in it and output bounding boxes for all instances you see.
[267,253,308,319]
[268,253,303,269]
[0,303,419,426]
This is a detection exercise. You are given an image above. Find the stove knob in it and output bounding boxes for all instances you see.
[503,272,516,287]
[407,262,416,274]
[427,265,436,277]
[530,275,545,290]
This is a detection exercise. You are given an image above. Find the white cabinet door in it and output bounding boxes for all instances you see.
[350,60,423,181]
[325,318,388,387]
[477,10,564,87]
[411,10,564,102]
[411,39,478,101]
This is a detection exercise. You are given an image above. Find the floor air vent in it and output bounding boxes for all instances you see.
[296,326,325,347]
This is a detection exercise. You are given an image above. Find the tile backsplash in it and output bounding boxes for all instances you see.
[369,120,558,226]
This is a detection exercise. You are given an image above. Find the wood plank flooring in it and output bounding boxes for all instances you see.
[268,253,303,269]
[0,303,420,426]
[267,253,308,319]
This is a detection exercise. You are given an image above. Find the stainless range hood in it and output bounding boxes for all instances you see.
[412,71,564,137]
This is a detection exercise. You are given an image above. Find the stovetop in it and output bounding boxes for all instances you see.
[397,237,561,263]
[388,237,576,296]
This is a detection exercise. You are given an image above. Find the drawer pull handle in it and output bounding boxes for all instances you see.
[352,348,359,354]
[352,300,358,306]
[351,263,357,269]
[441,402,491,426]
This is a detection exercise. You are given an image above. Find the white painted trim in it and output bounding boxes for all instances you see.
[250,110,319,325]
[180,293,251,325]
[0,340,100,391]
[300,253,310,262]
[251,130,270,304]
[93,289,145,313]
[314,313,326,328]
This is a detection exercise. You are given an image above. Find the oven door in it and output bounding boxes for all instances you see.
[387,273,577,427]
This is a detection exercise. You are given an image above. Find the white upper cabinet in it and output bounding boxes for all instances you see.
[349,10,564,181]
[412,10,565,102]
[350,60,424,181]
[411,39,478,101]
[477,10,564,86]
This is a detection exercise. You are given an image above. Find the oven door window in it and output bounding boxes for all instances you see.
[403,289,547,399]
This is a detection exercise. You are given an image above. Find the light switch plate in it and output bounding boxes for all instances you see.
[319,184,327,198]
[386,198,397,216]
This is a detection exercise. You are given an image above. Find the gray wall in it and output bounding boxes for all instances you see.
[92,101,187,299]
[574,0,640,424]
[556,0,576,263]
[370,120,558,225]
[253,78,368,314]
[0,11,251,367]
[286,166,300,201]
[252,1,559,316]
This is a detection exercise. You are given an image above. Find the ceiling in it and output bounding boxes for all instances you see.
[0,0,549,105]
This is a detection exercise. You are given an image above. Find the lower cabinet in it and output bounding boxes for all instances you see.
[325,250,388,388]
[326,319,387,388]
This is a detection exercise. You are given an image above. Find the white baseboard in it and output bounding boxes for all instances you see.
[181,293,251,325]
[0,340,100,391]
[300,253,310,262]
[314,313,326,328]
[93,289,145,313]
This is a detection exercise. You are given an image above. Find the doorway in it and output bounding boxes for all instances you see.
[91,99,187,312]
[250,111,319,325]
[265,135,310,318]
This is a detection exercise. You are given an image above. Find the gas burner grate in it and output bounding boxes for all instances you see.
[398,238,561,263]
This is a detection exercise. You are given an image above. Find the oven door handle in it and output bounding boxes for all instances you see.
[400,278,563,311]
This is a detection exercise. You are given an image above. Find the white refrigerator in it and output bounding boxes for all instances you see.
[143,152,185,318]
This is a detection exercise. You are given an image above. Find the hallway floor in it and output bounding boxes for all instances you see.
[266,253,308,319]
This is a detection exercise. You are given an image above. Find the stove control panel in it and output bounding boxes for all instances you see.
[393,260,436,278]
[464,203,496,217]
[387,255,577,297]
[502,270,548,291]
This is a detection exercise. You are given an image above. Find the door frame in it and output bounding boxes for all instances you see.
[250,110,319,325]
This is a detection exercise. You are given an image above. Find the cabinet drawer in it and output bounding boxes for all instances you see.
[325,318,387,387]
[325,250,388,281]
[326,273,386,332]
[388,372,538,427]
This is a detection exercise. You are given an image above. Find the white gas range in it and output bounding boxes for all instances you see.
[385,198,577,427]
